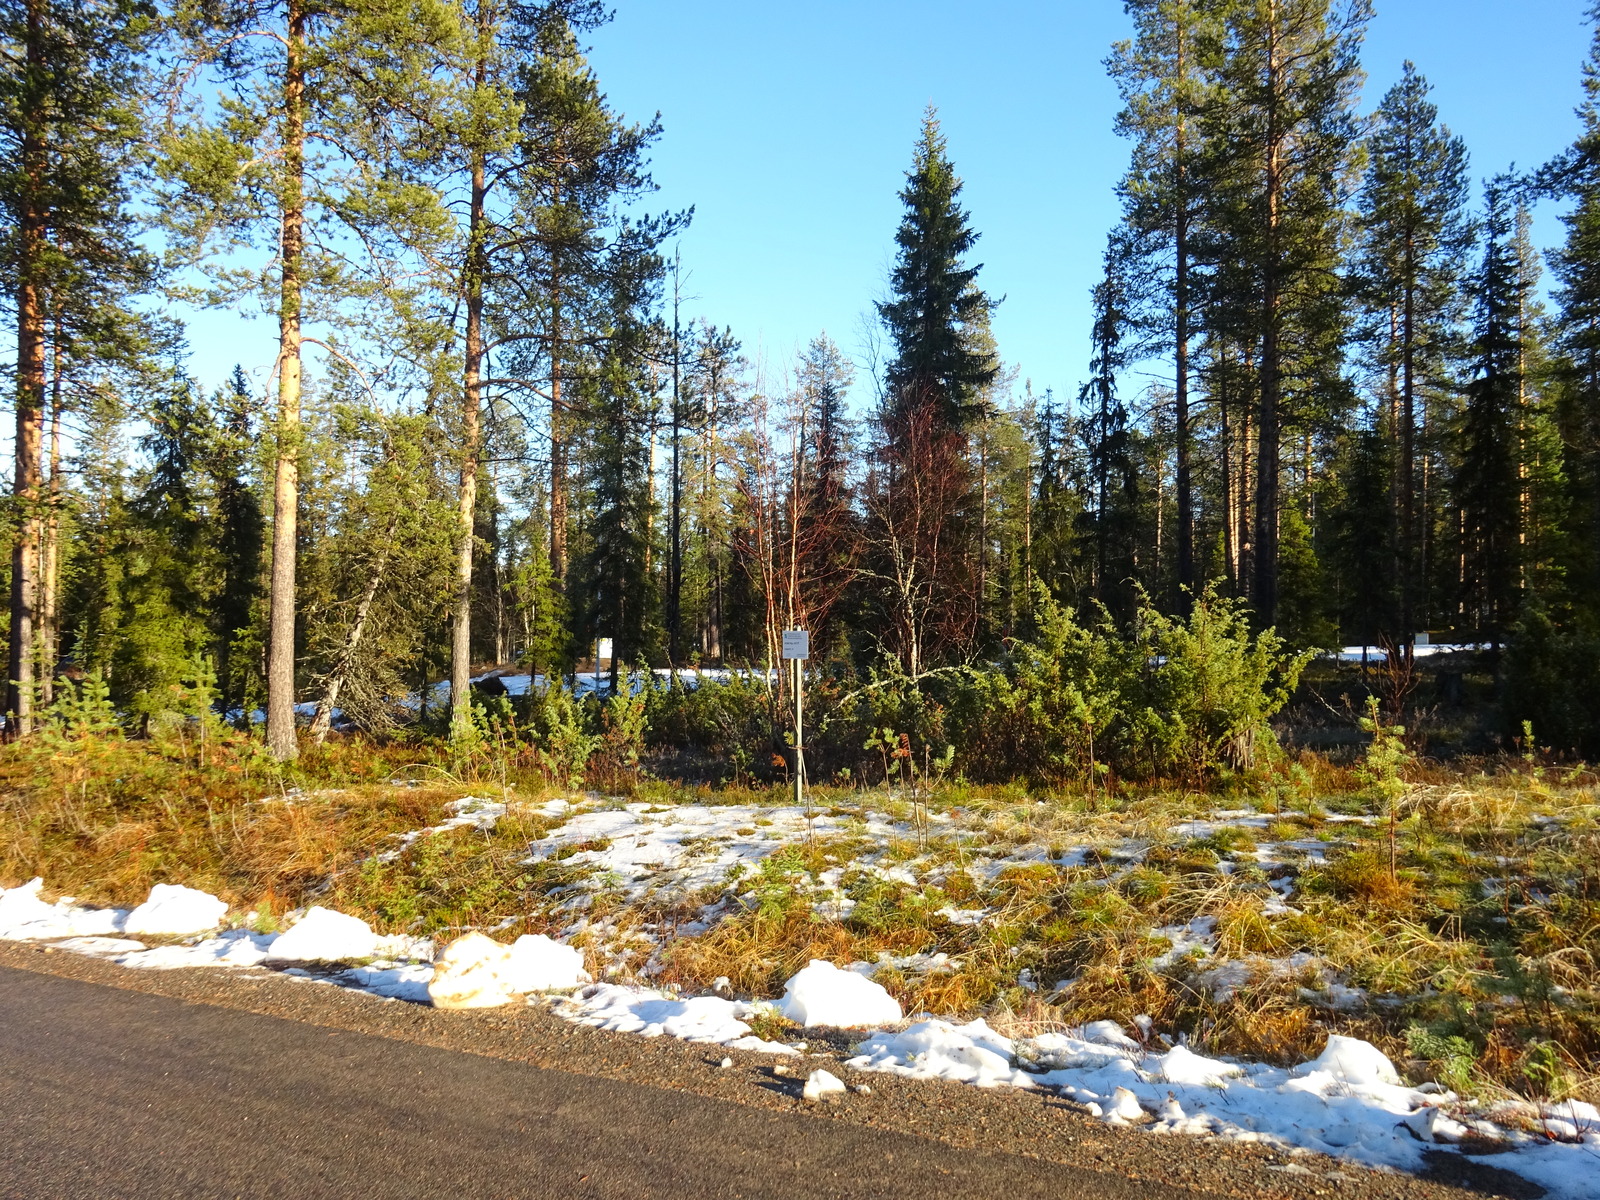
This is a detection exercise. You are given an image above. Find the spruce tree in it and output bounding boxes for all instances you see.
[877,107,997,434]
[1454,176,1526,644]
[1076,237,1141,618]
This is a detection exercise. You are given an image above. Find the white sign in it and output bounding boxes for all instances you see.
[781,630,810,660]
[596,638,614,662]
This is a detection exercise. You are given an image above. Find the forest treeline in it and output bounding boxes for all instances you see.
[5,0,1600,762]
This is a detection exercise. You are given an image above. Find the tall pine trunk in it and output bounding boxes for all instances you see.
[1401,231,1418,636]
[266,0,307,761]
[39,371,61,706]
[1173,17,1194,609]
[451,131,487,740]
[8,0,46,736]
[1252,14,1283,626]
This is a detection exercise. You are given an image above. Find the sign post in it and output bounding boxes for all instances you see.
[781,630,810,811]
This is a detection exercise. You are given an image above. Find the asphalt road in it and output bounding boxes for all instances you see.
[0,966,1207,1200]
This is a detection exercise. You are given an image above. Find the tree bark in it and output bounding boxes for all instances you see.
[1252,7,1283,626]
[451,116,488,741]
[266,0,307,761]
[8,0,46,737]
[1173,11,1194,609]
[1401,230,1417,637]
[39,357,62,707]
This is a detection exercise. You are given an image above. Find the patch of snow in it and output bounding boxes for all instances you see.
[1149,916,1218,967]
[777,959,902,1028]
[48,936,146,957]
[802,1069,848,1102]
[848,1018,1034,1088]
[555,982,795,1053]
[340,963,434,1003]
[119,930,276,970]
[123,884,229,937]
[500,933,590,993]
[264,906,379,963]
[0,877,127,939]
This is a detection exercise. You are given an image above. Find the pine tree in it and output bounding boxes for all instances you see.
[1352,60,1471,636]
[162,0,458,758]
[1109,0,1224,605]
[877,106,997,434]
[1206,0,1368,625]
[1,0,159,734]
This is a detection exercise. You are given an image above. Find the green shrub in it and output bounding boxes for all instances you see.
[947,583,1309,783]
[1504,606,1600,757]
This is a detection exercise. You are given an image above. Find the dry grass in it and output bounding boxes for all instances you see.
[3,727,1598,1105]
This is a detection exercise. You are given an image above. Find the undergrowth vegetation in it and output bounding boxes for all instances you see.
[2,631,1597,1110]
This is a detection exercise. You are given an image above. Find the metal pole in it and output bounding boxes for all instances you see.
[793,656,804,810]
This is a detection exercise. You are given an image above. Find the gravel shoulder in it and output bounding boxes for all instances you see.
[0,941,1542,1200]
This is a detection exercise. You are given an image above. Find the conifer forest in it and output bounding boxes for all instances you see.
[13,8,1600,1176]
[3,0,1600,771]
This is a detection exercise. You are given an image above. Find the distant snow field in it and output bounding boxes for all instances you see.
[3,790,1598,1200]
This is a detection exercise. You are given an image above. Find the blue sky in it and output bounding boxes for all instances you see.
[179,0,1596,410]
[576,0,1596,407]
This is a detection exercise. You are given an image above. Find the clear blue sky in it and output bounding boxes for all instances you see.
[179,0,1596,408]
[574,0,1596,408]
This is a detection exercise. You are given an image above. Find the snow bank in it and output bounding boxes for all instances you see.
[118,929,276,970]
[123,884,229,936]
[501,934,589,993]
[264,906,378,963]
[776,960,903,1028]
[427,931,590,1009]
[0,877,126,939]
[844,1021,1598,1199]
[556,983,796,1053]
[849,1018,1032,1088]
[429,932,519,1009]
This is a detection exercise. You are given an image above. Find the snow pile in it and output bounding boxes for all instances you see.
[123,884,229,937]
[118,929,278,970]
[501,934,589,993]
[556,983,796,1054]
[427,931,589,1009]
[777,959,903,1028]
[429,932,521,1009]
[1302,1033,1400,1085]
[849,1018,1032,1088]
[0,877,126,939]
[802,1069,848,1102]
[843,1020,1599,1200]
[264,906,379,963]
